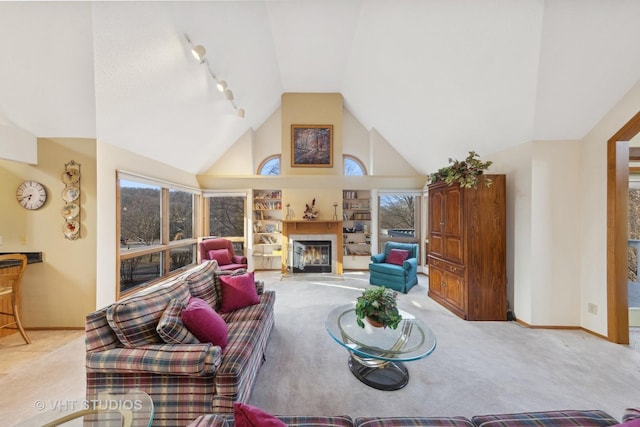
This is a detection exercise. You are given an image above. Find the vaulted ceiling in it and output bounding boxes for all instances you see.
[1,1,639,175]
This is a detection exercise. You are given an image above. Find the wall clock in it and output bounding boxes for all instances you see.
[16,180,47,210]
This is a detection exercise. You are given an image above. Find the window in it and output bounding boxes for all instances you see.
[118,174,199,297]
[378,192,421,252]
[206,195,247,256]
[258,155,280,175]
[344,155,366,176]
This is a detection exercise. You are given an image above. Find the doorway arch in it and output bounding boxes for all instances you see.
[607,111,640,344]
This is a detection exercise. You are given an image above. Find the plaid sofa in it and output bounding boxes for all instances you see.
[85,261,275,426]
[187,408,640,427]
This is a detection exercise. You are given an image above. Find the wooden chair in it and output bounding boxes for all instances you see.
[0,254,30,344]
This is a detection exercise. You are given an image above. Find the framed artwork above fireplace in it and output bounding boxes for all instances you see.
[291,125,333,167]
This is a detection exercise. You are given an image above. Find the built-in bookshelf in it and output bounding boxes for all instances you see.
[252,190,282,270]
[342,190,371,269]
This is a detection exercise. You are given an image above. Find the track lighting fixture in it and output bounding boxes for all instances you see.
[184,34,245,119]
[191,45,206,63]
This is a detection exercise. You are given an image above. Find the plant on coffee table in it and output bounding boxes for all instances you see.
[355,286,401,329]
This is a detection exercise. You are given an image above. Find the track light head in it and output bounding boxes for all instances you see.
[191,45,206,63]
[237,108,245,118]
[216,80,227,92]
[224,89,234,100]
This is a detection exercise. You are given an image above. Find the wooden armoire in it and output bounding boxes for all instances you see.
[427,174,506,320]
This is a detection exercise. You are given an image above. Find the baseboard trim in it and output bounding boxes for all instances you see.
[514,319,609,341]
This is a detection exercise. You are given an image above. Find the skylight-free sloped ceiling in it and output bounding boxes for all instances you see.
[0,1,639,176]
[533,0,640,140]
[92,1,281,174]
[267,0,362,92]
[342,0,544,174]
[0,2,96,139]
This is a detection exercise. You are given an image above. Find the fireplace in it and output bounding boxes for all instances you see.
[292,240,332,273]
[281,220,343,275]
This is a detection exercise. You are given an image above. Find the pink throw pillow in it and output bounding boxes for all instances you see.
[233,402,286,427]
[219,271,260,313]
[208,249,231,266]
[387,249,409,266]
[180,297,228,349]
[616,420,640,427]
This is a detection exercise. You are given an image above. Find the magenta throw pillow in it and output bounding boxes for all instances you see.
[616,420,640,427]
[219,271,260,313]
[208,249,231,266]
[180,297,228,349]
[233,402,286,427]
[387,249,409,266]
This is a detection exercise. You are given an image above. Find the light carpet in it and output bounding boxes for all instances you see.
[3,271,640,426]
[249,272,640,421]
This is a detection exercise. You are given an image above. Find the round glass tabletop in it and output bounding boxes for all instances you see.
[325,303,437,362]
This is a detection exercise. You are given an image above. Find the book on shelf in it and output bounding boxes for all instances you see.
[254,201,282,210]
[255,191,281,199]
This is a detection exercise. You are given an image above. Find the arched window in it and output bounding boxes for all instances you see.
[258,155,280,176]
[344,155,367,176]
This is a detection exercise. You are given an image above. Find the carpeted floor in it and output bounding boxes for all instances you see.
[249,272,640,421]
[2,271,640,426]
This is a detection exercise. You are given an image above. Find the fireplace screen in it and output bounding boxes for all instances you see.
[292,240,331,273]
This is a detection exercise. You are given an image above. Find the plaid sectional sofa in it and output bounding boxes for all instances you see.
[85,261,275,426]
[187,408,640,427]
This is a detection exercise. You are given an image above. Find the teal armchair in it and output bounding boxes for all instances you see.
[369,242,419,293]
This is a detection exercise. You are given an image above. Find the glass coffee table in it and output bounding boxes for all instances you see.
[326,303,437,390]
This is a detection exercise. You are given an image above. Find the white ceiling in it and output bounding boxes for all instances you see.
[1,0,639,175]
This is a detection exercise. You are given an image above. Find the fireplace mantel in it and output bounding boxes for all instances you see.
[282,220,343,274]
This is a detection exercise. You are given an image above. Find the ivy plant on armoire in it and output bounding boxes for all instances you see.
[427,174,507,320]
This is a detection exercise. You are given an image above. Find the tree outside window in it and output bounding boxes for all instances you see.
[378,194,420,252]
[118,178,197,297]
[208,196,246,255]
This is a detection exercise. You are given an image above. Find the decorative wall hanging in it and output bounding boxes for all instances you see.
[291,125,333,167]
[61,160,81,240]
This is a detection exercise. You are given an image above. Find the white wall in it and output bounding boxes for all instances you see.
[343,108,370,173]
[370,128,418,176]
[530,140,581,325]
[0,124,37,164]
[580,80,640,336]
[490,79,640,336]
[489,141,533,321]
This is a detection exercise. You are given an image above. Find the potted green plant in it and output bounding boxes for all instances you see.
[429,151,493,188]
[355,286,402,329]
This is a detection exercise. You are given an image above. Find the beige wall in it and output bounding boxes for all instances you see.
[0,138,97,328]
[281,93,344,177]
[199,92,426,271]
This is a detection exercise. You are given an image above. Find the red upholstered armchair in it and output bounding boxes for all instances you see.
[199,238,248,271]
